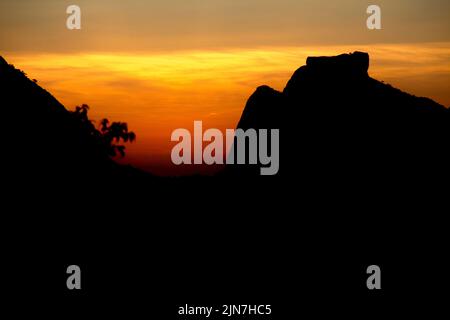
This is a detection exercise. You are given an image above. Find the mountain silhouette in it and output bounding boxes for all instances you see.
[2,53,448,301]
[229,51,450,182]
[2,52,449,190]
[0,55,146,191]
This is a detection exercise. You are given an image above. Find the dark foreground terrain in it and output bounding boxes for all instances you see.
[1,53,449,317]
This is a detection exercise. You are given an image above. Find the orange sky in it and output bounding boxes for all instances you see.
[2,1,449,174]
[4,42,450,174]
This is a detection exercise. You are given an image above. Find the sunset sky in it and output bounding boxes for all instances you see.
[1,0,449,174]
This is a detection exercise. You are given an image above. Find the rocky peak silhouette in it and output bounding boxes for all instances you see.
[306,51,369,74]
[232,52,450,179]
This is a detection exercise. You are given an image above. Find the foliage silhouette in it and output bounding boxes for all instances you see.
[70,104,136,158]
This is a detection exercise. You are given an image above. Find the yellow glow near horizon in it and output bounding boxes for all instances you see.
[4,42,450,174]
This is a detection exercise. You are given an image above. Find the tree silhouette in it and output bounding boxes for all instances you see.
[70,104,136,158]
[99,118,136,157]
